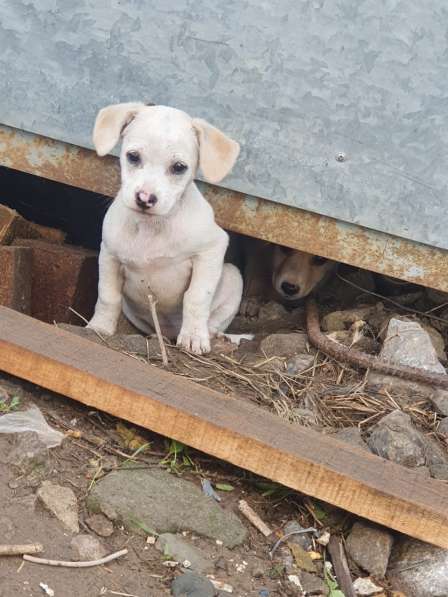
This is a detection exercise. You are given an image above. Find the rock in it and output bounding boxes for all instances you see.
[429,463,448,480]
[367,410,427,468]
[326,330,379,354]
[283,521,313,550]
[438,417,448,435]
[85,513,114,537]
[87,468,246,547]
[290,408,317,426]
[346,521,393,578]
[259,333,309,358]
[332,427,370,452]
[388,538,448,596]
[258,301,290,321]
[299,571,329,595]
[71,534,106,561]
[285,354,316,375]
[352,577,384,595]
[421,324,446,363]
[4,431,49,468]
[368,318,446,393]
[322,306,376,332]
[171,572,215,597]
[37,481,79,533]
[156,533,213,573]
[430,389,448,416]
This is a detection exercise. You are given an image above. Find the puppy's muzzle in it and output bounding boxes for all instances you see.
[281,281,300,297]
[135,191,158,211]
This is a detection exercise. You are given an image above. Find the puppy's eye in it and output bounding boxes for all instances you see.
[170,161,188,175]
[126,151,141,165]
[312,255,328,266]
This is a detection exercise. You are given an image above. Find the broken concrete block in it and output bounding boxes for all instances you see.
[13,239,98,324]
[0,246,32,313]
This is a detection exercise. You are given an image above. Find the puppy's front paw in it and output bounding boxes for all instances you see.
[177,329,211,355]
[239,296,261,318]
[86,315,116,337]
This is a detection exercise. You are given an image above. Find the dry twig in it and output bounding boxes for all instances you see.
[238,499,272,537]
[147,293,169,367]
[23,548,128,568]
[0,544,43,556]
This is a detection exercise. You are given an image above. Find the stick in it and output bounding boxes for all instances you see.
[0,543,43,556]
[327,536,355,597]
[147,293,168,367]
[238,499,272,537]
[23,548,128,568]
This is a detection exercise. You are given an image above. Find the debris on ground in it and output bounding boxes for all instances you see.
[4,203,448,594]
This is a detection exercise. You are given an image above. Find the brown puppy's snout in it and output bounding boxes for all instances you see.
[281,281,300,296]
[135,191,158,211]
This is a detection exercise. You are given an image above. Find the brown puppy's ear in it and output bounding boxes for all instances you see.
[93,102,145,156]
[192,118,240,184]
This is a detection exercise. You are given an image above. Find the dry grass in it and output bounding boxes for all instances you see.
[134,338,444,447]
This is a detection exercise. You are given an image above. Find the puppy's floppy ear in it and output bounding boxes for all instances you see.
[192,119,240,184]
[93,102,145,156]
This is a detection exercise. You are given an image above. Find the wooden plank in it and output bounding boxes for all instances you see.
[1,307,448,548]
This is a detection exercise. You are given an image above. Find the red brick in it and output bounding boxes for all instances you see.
[0,205,20,244]
[0,246,32,313]
[13,239,98,324]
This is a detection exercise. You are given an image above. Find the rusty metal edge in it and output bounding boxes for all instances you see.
[1,123,447,292]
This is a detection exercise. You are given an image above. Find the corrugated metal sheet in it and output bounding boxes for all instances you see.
[2,124,448,292]
[0,1,447,249]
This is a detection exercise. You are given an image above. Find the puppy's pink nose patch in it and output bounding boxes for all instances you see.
[137,190,151,202]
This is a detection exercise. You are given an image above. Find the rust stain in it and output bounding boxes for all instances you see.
[1,125,448,292]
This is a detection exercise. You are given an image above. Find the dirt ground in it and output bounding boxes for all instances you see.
[0,371,347,597]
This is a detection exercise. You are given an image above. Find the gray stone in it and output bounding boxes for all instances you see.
[259,333,309,358]
[4,431,49,468]
[430,389,448,416]
[85,513,114,537]
[285,354,316,375]
[352,577,383,595]
[346,521,393,578]
[421,324,447,363]
[299,571,329,595]
[71,534,106,561]
[171,572,215,597]
[156,533,213,574]
[283,521,313,550]
[429,463,448,480]
[388,538,448,596]
[368,318,446,393]
[367,410,427,468]
[332,427,370,452]
[37,481,79,533]
[87,468,246,548]
[438,417,448,435]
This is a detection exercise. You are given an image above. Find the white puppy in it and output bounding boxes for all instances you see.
[87,102,243,354]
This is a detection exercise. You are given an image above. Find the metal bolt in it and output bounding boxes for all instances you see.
[335,152,346,162]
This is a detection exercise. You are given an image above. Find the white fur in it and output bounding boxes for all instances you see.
[88,104,242,354]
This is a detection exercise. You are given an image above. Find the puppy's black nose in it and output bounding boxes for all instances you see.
[281,281,300,296]
[135,192,158,210]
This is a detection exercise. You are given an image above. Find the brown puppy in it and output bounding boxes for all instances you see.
[240,238,335,316]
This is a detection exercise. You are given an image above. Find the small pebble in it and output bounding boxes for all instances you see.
[171,572,215,597]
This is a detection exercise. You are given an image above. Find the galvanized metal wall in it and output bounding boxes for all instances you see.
[0,1,447,249]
